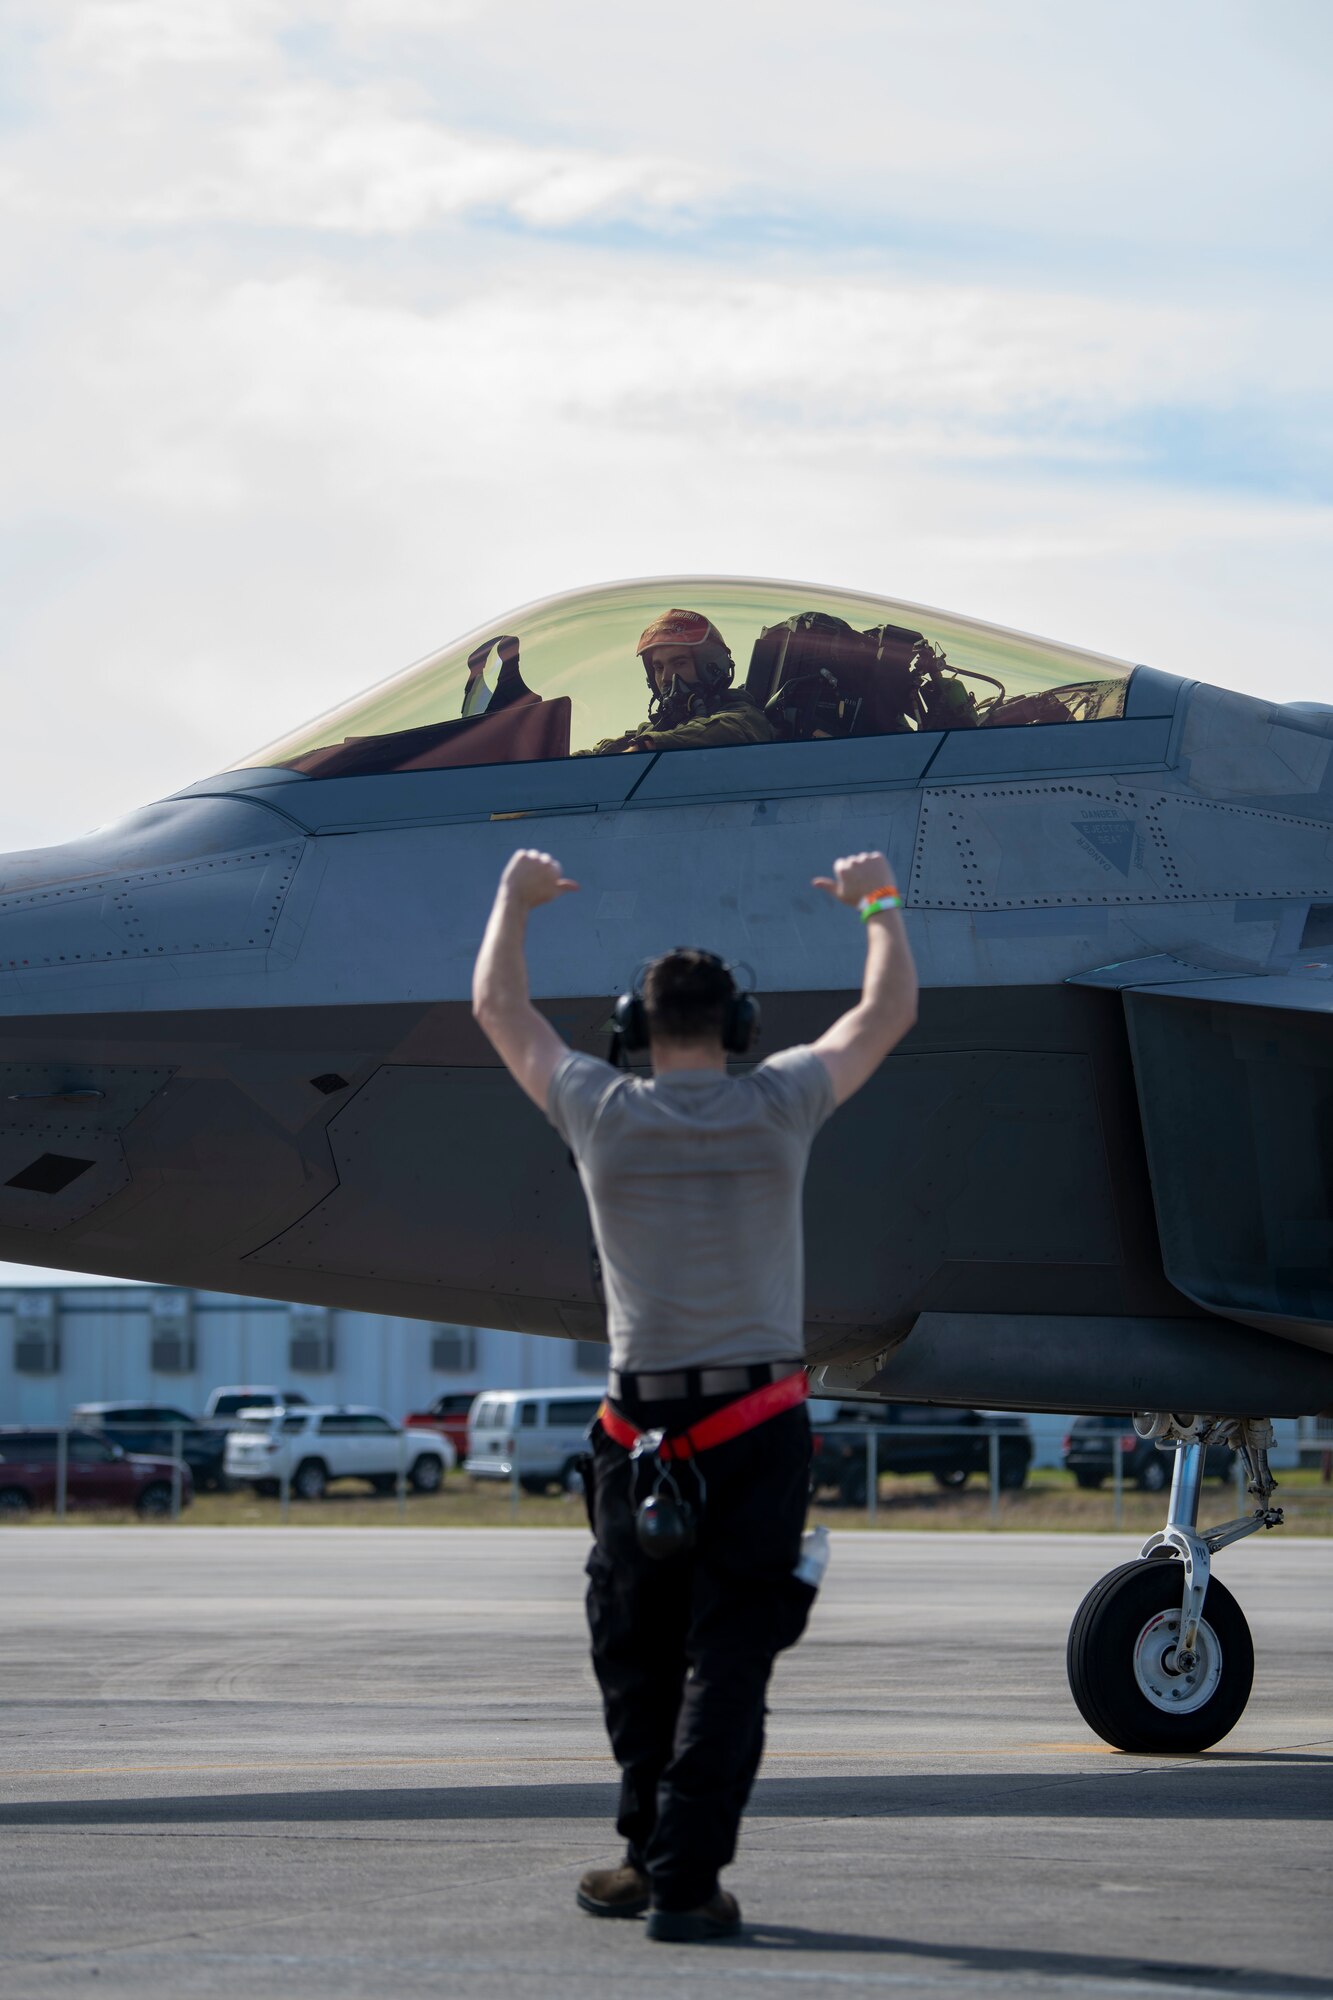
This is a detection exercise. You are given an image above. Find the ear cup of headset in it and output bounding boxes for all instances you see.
[612,991,649,1053]
[723,991,761,1056]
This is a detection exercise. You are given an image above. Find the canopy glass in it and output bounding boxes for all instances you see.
[235,576,1136,780]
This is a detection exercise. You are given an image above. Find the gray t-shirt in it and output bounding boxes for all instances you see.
[546,1046,835,1373]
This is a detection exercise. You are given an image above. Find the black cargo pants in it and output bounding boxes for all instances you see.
[584,1398,815,1912]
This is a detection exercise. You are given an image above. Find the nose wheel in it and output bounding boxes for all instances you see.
[1066,1417,1280,1754]
[1066,1558,1253,1752]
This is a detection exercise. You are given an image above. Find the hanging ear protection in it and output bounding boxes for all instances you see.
[611,952,760,1058]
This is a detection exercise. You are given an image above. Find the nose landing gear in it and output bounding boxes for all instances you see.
[1066,1417,1282,1753]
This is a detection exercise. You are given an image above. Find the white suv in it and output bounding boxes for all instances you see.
[224,1405,454,1501]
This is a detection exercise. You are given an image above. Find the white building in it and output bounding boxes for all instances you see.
[0,1285,606,1423]
[0,1285,1312,1468]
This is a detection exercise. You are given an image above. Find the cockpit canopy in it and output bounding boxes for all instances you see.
[234,576,1137,780]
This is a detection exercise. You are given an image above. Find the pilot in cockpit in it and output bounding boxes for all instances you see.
[582,609,777,756]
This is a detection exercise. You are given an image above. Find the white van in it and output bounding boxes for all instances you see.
[466,1386,604,1493]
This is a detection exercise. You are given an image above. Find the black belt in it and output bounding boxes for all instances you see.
[606,1360,801,1403]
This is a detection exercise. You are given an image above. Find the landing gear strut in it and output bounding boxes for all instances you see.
[1066,1416,1283,1752]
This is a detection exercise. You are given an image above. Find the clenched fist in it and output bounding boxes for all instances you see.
[812,851,897,908]
[499,849,579,910]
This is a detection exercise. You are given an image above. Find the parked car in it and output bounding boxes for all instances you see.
[0,1427,193,1518]
[809,1401,1033,1505]
[1063,1415,1236,1493]
[202,1386,309,1424]
[404,1391,478,1460]
[71,1401,230,1491]
[224,1405,454,1500]
[466,1388,604,1493]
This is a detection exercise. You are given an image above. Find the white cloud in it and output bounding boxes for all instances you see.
[7,253,1323,535]
[2,81,715,235]
[13,0,1332,264]
[58,0,283,74]
[220,87,712,231]
[2,10,719,235]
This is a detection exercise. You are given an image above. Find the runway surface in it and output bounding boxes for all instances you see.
[1,1528,1329,1999]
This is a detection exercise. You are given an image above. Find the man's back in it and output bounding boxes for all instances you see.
[548,1046,833,1372]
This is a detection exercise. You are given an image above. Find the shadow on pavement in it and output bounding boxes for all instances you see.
[4,1761,1331,1827]
[736,1926,1333,1997]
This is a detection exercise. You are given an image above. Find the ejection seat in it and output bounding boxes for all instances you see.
[744,612,928,742]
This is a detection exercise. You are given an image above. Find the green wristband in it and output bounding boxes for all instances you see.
[858,891,903,921]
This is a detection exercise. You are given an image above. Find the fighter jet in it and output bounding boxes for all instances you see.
[2,573,1331,1751]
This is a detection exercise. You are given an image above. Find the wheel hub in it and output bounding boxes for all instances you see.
[1132,1608,1223,1714]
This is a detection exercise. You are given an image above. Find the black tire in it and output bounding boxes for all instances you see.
[934,1467,969,1491]
[1137,1454,1170,1493]
[1067,1559,1254,1753]
[293,1458,327,1501]
[135,1482,173,1519]
[838,1463,868,1509]
[0,1487,31,1519]
[409,1455,443,1494]
[1073,1470,1103,1490]
[518,1475,548,1495]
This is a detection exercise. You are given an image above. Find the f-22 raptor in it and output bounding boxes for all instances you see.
[2,573,1331,1752]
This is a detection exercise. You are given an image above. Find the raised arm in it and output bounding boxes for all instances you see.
[472,849,579,1111]
[809,851,918,1107]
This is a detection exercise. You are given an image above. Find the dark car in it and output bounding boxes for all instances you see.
[71,1402,230,1491]
[1063,1414,1237,1493]
[0,1427,194,1518]
[810,1402,1033,1505]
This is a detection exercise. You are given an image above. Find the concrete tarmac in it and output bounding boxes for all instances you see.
[1,1528,1329,1999]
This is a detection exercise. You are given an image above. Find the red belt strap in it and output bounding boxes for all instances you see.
[598,1369,808,1461]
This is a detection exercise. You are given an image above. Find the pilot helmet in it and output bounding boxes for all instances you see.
[636,608,735,696]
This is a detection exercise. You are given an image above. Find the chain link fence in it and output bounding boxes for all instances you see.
[3,1419,1329,1529]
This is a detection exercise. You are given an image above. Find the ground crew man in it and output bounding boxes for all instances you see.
[471,846,918,1941]
[584,608,776,755]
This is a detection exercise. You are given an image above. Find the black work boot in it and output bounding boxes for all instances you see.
[576,1862,651,1918]
[645,1889,742,1942]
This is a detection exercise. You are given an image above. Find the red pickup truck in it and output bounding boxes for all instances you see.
[403,1392,477,1460]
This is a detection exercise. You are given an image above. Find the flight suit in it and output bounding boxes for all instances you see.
[584,687,776,757]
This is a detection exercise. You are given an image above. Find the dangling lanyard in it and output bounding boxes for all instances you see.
[629,1428,707,1560]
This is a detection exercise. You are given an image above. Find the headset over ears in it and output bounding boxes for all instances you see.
[612,951,760,1058]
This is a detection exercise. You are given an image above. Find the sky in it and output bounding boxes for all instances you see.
[2,0,1332,1282]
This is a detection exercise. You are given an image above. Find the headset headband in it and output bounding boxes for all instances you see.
[611,950,760,1060]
